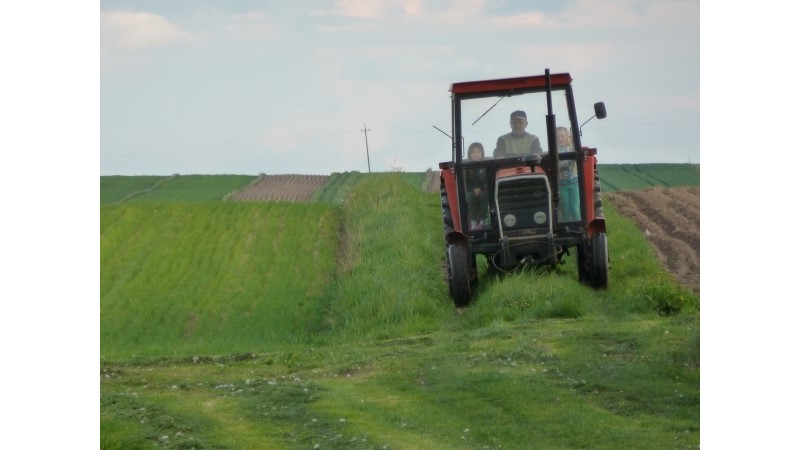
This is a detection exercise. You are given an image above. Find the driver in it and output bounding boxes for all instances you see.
[493,110,544,158]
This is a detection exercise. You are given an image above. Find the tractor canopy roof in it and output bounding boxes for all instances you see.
[450,73,572,96]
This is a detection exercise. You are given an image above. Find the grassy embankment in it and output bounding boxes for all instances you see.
[101,170,699,449]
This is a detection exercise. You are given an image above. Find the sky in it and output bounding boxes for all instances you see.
[99,0,700,175]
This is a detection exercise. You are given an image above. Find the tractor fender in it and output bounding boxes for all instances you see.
[588,217,606,238]
[445,231,469,247]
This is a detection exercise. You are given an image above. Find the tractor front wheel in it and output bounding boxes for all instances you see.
[447,243,472,307]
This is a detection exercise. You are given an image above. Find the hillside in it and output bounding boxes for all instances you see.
[100,172,700,449]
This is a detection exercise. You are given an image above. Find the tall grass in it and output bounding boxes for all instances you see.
[322,174,452,340]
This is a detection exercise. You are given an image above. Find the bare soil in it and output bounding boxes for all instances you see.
[227,174,329,202]
[606,186,700,292]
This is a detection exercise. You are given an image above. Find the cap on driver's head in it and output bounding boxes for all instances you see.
[510,110,527,121]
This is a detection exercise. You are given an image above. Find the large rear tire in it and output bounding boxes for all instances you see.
[441,180,455,236]
[447,243,472,307]
[593,169,604,219]
[577,242,591,283]
[590,232,609,289]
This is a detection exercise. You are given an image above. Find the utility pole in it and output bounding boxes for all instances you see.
[361,124,372,173]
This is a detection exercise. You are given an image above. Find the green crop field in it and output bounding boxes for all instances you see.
[100,171,699,449]
[100,175,171,204]
[101,201,338,357]
[100,174,257,204]
[597,163,699,192]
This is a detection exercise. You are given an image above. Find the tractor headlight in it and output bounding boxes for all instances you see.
[503,214,517,227]
[534,211,547,225]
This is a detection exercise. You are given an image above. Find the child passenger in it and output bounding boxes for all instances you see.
[557,127,581,222]
[466,142,489,230]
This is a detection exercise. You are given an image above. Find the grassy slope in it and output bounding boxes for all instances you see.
[101,174,699,449]
[101,201,338,358]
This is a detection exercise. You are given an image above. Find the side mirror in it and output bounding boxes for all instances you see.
[579,102,608,136]
[594,102,607,120]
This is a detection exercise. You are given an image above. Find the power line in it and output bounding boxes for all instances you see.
[361,124,371,173]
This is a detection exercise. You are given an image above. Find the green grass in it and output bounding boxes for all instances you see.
[101,172,699,449]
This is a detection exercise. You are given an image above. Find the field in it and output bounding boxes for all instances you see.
[596,164,699,193]
[100,165,700,449]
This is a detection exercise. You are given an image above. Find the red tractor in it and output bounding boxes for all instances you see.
[439,69,609,306]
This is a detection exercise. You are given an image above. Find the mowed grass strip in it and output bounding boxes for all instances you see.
[101,201,338,359]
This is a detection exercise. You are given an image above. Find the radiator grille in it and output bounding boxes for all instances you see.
[495,175,552,235]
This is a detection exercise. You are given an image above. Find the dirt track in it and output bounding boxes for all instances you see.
[606,186,700,292]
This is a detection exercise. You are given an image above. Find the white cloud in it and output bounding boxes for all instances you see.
[223,12,273,39]
[493,12,548,27]
[101,10,196,53]
[315,0,424,19]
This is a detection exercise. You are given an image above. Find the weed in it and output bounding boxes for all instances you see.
[631,275,696,316]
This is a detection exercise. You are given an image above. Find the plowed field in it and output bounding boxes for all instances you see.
[606,186,700,292]
[227,174,329,202]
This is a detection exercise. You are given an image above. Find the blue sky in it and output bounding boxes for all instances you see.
[99,0,700,175]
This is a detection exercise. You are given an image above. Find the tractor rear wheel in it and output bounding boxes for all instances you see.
[576,242,590,283]
[590,232,609,289]
[441,181,455,236]
[447,243,472,307]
